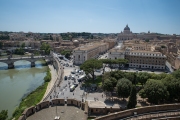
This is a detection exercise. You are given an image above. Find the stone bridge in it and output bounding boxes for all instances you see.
[0,54,52,69]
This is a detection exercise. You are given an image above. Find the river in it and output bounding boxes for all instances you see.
[0,60,48,118]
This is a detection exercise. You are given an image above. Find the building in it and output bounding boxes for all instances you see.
[73,42,109,65]
[117,24,134,41]
[108,40,167,70]
[126,50,166,69]
[117,25,180,42]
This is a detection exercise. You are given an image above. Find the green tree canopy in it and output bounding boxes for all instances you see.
[115,58,128,69]
[14,48,25,55]
[162,75,180,101]
[40,42,51,55]
[124,72,136,84]
[111,70,125,80]
[116,78,132,99]
[80,59,103,80]
[103,79,114,92]
[0,42,3,49]
[0,110,8,120]
[127,85,137,109]
[137,72,150,86]
[141,79,169,104]
[21,43,25,48]
[172,69,180,79]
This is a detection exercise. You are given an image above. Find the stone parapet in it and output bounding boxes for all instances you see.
[95,103,180,120]
[36,101,50,111]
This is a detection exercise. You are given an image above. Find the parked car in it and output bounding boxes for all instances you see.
[68,75,71,80]
[96,69,101,72]
[71,71,75,74]
[64,76,67,80]
[71,76,75,80]
[74,83,78,88]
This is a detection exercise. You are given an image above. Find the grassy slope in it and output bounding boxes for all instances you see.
[12,82,48,120]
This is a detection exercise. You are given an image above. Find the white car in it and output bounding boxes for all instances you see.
[96,69,101,72]
[71,76,75,80]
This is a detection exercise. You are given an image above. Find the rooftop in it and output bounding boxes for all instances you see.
[74,42,108,51]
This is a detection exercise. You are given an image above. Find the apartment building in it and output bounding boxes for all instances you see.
[73,42,109,65]
[108,39,167,70]
[126,50,166,69]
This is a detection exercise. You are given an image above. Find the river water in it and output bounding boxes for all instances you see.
[0,60,48,118]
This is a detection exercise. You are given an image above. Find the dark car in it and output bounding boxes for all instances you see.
[74,83,78,88]
[64,76,67,80]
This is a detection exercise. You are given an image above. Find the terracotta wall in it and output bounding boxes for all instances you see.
[95,103,180,120]
[52,99,65,105]
[36,101,49,111]
[18,99,85,120]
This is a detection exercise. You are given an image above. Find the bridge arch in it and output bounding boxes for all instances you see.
[14,60,32,68]
[0,62,8,69]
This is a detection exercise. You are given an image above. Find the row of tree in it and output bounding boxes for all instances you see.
[103,69,180,104]
[80,58,128,81]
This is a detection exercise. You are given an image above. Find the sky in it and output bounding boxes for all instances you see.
[0,0,180,34]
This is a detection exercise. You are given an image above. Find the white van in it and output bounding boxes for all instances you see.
[70,85,75,92]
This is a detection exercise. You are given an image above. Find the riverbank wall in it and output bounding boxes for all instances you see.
[42,56,63,101]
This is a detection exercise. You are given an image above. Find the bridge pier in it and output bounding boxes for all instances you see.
[31,62,35,67]
[8,62,14,69]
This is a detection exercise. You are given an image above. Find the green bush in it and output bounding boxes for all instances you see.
[44,69,51,82]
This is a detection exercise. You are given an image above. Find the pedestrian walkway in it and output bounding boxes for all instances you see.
[42,65,57,101]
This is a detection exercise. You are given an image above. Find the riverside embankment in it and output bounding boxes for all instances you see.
[12,57,63,120]
[0,60,48,119]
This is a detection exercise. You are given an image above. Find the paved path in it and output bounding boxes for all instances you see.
[42,65,57,101]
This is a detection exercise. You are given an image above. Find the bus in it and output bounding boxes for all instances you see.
[70,85,75,92]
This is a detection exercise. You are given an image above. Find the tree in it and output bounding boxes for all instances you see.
[65,52,70,58]
[80,59,103,80]
[172,69,180,79]
[139,89,146,101]
[21,43,25,48]
[14,48,25,55]
[127,85,137,109]
[111,70,125,80]
[124,72,136,84]
[40,42,51,55]
[116,78,132,99]
[100,59,111,74]
[115,58,128,70]
[162,75,180,101]
[103,79,114,92]
[50,35,53,40]
[109,77,117,87]
[0,110,8,120]
[0,42,3,49]
[141,79,169,104]
[137,72,150,86]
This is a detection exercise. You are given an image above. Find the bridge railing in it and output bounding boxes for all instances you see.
[0,55,51,60]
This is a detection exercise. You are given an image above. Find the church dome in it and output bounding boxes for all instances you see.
[124,24,130,31]
[73,40,79,42]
